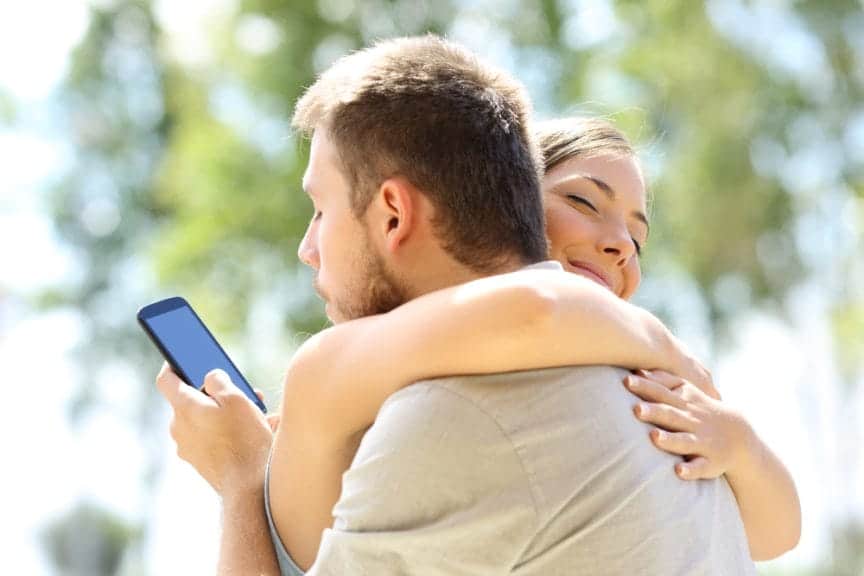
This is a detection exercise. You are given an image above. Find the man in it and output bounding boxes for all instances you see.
[156,36,755,575]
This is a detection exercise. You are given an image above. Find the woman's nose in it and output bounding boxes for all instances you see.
[600,227,636,267]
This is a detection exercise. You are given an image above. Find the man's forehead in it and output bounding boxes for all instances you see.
[303,128,352,198]
[301,168,313,197]
[302,131,325,196]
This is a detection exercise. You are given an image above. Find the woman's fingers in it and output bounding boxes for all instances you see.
[634,369,685,390]
[639,368,720,400]
[627,372,732,480]
[675,456,718,480]
[624,374,686,409]
[649,429,699,456]
[634,402,698,432]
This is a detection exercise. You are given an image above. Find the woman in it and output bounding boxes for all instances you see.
[269,117,801,569]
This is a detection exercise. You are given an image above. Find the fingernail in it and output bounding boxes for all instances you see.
[628,378,640,390]
[636,404,649,418]
[678,465,689,478]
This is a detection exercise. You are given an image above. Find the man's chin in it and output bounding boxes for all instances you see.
[323,301,341,324]
[327,301,360,324]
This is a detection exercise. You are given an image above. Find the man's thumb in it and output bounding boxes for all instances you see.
[203,369,232,397]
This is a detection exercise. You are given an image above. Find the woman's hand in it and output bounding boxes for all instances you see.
[623,369,754,480]
[625,369,802,559]
[663,333,721,400]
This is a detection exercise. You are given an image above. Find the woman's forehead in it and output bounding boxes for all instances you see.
[544,154,647,208]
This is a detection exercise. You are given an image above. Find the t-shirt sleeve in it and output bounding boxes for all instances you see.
[306,383,537,576]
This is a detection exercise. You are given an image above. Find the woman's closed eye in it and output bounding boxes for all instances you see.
[566,194,598,213]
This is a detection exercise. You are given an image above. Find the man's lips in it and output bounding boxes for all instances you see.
[312,277,328,302]
[567,260,614,292]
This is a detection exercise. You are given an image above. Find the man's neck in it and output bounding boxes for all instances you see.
[405,254,529,299]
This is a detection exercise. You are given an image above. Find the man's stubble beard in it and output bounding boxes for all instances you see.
[332,228,410,322]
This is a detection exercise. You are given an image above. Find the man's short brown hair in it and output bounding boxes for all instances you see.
[292,35,547,271]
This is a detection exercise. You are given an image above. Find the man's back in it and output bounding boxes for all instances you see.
[308,366,755,575]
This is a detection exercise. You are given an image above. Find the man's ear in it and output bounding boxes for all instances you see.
[371,176,417,253]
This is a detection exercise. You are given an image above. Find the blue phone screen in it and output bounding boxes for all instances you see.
[145,306,255,399]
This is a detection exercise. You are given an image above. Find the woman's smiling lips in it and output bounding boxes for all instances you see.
[567,259,614,293]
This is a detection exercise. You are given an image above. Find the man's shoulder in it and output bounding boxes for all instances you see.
[373,365,637,463]
[339,376,537,533]
[372,379,504,441]
[389,365,631,413]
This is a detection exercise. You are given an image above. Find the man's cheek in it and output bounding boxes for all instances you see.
[317,256,346,297]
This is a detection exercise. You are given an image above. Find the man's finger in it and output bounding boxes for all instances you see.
[266,414,281,434]
[157,363,218,413]
[203,369,242,406]
[155,362,184,404]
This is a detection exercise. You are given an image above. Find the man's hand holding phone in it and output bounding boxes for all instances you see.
[155,363,273,496]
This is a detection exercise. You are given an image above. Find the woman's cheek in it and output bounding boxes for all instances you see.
[546,206,588,253]
[621,259,642,300]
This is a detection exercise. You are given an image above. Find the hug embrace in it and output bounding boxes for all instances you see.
[155,35,800,575]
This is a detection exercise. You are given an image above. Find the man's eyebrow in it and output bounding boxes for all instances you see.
[552,173,650,232]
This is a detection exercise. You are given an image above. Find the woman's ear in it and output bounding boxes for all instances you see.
[373,176,416,253]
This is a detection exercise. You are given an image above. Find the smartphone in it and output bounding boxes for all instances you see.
[137,296,267,413]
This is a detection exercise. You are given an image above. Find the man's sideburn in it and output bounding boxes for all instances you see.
[332,224,409,322]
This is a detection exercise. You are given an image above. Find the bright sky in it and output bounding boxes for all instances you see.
[0,0,853,573]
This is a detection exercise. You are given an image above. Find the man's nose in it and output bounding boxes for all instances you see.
[297,228,319,269]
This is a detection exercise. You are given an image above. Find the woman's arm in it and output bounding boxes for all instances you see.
[294,268,711,438]
[269,268,710,569]
[727,431,801,560]
[625,370,801,560]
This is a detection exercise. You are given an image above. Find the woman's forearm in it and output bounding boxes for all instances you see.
[726,426,801,560]
[293,269,704,439]
[405,269,704,387]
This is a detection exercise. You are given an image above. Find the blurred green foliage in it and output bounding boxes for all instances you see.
[48,0,170,420]
[49,0,864,352]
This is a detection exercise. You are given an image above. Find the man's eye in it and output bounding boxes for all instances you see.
[567,195,598,213]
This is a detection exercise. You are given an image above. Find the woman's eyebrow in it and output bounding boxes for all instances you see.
[552,173,650,231]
